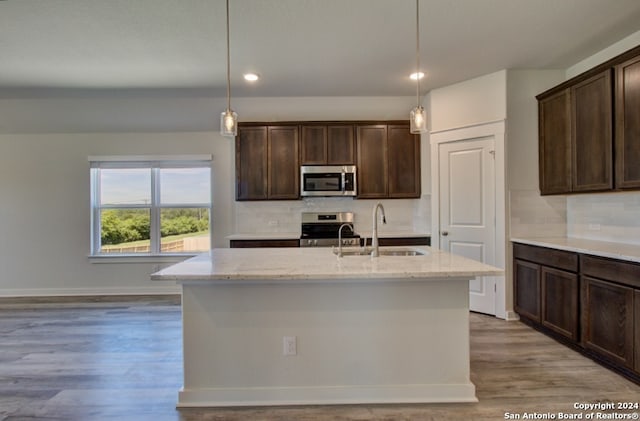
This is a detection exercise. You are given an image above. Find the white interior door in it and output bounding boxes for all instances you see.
[439,137,496,315]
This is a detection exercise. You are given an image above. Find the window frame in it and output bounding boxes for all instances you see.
[89,155,212,258]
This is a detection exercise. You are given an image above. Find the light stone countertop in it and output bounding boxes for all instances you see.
[151,246,501,283]
[511,237,640,264]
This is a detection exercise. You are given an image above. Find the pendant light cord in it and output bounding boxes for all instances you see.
[225,0,231,111]
[415,0,420,107]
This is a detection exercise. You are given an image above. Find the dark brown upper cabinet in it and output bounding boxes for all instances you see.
[537,44,640,195]
[237,121,420,201]
[570,70,613,192]
[236,126,268,200]
[356,123,421,199]
[268,126,300,199]
[300,124,355,165]
[539,89,571,195]
[388,125,421,198]
[615,54,640,189]
[236,124,299,200]
[357,125,388,198]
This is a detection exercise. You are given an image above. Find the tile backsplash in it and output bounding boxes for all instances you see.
[567,191,640,245]
[233,195,431,236]
[509,189,567,238]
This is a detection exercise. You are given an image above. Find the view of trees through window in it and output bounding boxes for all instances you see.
[100,208,210,253]
[92,163,211,255]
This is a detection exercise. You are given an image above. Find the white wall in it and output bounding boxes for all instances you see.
[429,70,507,133]
[0,131,233,296]
[566,29,640,78]
[0,95,430,296]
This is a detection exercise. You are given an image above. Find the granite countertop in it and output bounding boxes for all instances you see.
[511,237,640,264]
[151,246,501,283]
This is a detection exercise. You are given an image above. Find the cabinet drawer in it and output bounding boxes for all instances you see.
[513,243,578,272]
[581,254,640,289]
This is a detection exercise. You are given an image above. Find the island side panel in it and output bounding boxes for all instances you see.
[179,277,475,407]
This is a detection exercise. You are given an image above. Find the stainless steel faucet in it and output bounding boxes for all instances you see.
[371,202,386,257]
[337,223,353,258]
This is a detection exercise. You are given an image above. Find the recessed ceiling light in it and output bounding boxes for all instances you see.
[243,73,259,82]
[410,72,425,80]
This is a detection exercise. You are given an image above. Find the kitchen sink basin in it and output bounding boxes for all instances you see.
[333,247,426,257]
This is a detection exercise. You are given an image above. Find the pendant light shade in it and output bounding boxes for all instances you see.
[220,109,237,137]
[220,0,237,137]
[410,105,427,134]
[410,0,428,134]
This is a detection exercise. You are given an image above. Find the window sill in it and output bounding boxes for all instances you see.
[88,253,199,264]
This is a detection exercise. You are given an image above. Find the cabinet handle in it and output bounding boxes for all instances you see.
[441,231,449,236]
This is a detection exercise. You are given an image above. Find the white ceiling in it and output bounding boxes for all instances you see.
[1,0,640,98]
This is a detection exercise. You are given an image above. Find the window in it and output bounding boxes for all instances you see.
[90,156,212,256]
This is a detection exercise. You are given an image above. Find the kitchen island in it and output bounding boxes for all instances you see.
[152,246,502,407]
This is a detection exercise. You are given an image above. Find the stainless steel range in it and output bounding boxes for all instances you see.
[300,212,360,247]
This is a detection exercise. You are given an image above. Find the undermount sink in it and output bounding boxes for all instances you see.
[333,247,426,257]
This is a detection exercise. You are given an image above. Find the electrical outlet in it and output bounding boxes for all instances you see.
[283,336,297,356]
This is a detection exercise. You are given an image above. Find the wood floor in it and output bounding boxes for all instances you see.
[1,296,639,421]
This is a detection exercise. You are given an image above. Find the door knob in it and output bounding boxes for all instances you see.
[441,231,449,236]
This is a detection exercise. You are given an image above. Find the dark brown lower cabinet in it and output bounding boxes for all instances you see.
[514,259,541,323]
[635,290,640,373]
[541,267,579,341]
[230,239,299,248]
[581,276,634,368]
[361,236,430,247]
[513,243,579,338]
[513,241,640,384]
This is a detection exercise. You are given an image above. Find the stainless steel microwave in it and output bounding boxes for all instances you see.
[300,165,357,197]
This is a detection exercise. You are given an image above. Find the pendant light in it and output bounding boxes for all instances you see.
[220,0,237,137]
[410,0,427,134]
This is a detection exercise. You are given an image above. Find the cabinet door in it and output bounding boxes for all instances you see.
[236,126,268,200]
[571,70,613,192]
[268,126,299,199]
[539,89,571,195]
[301,125,327,165]
[615,55,640,189]
[581,276,634,368]
[541,267,579,341]
[327,125,355,164]
[387,125,421,198]
[635,290,640,373]
[514,259,541,322]
[357,125,388,198]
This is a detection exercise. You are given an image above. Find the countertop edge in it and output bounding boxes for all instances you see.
[511,237,640,264]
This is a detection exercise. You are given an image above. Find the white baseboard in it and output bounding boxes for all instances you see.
[504,310,520,321]
[177,383,478,408]
[0,285,181,297]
